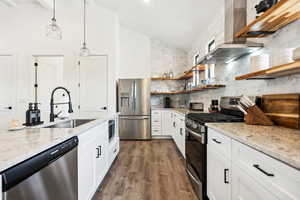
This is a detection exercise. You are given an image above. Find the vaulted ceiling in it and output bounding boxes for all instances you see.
[1,0,224,50]
[96,0,224,50]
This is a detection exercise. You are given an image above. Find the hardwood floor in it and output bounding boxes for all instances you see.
[94,140,198,200]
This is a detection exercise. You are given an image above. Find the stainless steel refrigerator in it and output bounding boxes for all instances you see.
[117,79,151,140]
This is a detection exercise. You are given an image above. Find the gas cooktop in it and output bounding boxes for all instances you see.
[187,112,244,124]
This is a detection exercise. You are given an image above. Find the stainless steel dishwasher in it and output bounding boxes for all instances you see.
[1,137,78,200]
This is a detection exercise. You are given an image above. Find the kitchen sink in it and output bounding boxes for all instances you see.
[44,119,96,128]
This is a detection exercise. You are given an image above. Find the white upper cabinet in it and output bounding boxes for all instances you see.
[79,55,108,116]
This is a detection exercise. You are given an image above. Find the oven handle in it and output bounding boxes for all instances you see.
[186,127,205,144]
[186,169,201,185]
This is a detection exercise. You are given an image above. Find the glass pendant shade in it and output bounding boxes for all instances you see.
[80,43,90,57]
[46,18,62,40]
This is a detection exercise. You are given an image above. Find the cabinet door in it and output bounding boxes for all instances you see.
[78,137,95,200]
[94,127,109,188]
[173,114,179,147]
[207,149,231,200]
[162,111,170,135]
[79,55,108,115]
[0,174,2,200]
[178,118,185,158]
[0,55,16,129]
[232,165,280,200]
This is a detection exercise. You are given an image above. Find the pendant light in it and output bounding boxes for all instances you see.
[80,0,90,57]
[46,0,62,40]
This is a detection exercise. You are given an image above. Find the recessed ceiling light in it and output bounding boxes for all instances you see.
[144,0,150,3]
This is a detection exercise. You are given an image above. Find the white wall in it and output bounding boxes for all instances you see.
[117,26,151,79]
[0,1,118,124]
[151,38,188,77]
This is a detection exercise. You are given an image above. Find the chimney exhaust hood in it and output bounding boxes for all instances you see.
[199,0,263,65]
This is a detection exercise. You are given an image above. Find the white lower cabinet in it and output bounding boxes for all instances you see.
[208,128,300,200]
[94,129,109,189]
[151,109,185,158]
[231,165,279,200]
[78,122,109,200]
[0,175,2,200]
[152,110,174,137]
[172,113,185,158]
[207,137,231,200]
[162,111,174,136]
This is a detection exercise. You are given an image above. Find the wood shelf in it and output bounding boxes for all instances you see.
[235,60,300,80]
[235,0,300,38]
[151,77,181,81]
[151,85,225,95]
[151,91,189,95]
[151,65,206,81]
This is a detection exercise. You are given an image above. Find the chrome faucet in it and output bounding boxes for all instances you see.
[50,87,73,122]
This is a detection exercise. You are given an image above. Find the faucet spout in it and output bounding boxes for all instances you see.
[50,87,73,122]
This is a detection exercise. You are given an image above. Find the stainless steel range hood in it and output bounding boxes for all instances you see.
[199,0,263,65]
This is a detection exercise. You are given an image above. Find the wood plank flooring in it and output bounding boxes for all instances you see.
[93,140,198,200]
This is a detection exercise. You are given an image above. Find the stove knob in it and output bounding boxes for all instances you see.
[186,119,192,126]
[192,122,198,129]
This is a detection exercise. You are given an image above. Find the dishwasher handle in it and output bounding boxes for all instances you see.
[1,137,78,192]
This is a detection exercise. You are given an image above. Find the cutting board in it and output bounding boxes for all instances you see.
[261,94,300,129]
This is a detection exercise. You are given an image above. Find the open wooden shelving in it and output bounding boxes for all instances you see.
[235,60,300,80]
[151,65,205,81]
[151,85,225,95]
[151,91,189,95]
[235,0,300,38]
[151,77,181,81]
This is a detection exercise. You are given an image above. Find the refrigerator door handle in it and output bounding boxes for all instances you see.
[133,80,137,112]
[120,116,149,120]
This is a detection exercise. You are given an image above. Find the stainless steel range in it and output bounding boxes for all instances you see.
[185,96,250,200]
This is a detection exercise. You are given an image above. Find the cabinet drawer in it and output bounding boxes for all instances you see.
[152,129,162,135]
[151,124,161,130]
[232,140,300,200]
[152,111,162,117]
[208,128,231,159]
[151,117,161,124]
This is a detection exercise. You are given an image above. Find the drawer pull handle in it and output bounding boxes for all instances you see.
[96,146,102,158]
[253,164,274,177]
[212,138,221,144]
[224,169,229,184]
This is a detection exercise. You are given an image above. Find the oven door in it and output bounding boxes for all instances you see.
[185,126,207,200]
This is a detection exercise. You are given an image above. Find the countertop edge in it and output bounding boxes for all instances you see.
[0,116,115,172]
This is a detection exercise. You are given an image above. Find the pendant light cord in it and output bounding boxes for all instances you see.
[53,0,56,20]
[83,0,86,45]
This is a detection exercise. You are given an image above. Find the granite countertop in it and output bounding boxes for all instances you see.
[0,114,117,172]
[207,123,300,170]
[152,107,203,115]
